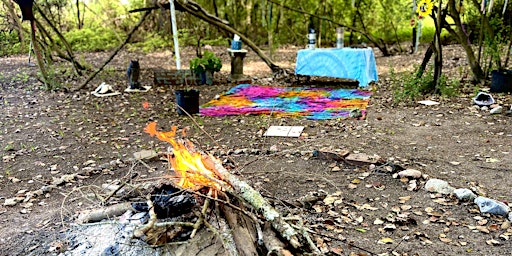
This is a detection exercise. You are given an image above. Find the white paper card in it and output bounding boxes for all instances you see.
[264,126,304,137]
[418,100,440,106]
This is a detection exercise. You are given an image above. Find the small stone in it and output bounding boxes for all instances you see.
[481,106,489,111]
[425,179,454,194]
[133,150,158,160]
[490,106,503,114]
[398,169,422,179]
[4,198,18,206]
[453,188,477,201]
[474,196,510,216]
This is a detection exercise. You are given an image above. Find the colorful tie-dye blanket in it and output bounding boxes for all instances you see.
[199,84,372,120]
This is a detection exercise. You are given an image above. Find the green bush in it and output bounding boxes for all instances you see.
[0,31,27,56]
[63,27,121,52]
[391,65,460,104]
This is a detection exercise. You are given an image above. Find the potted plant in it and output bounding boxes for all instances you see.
[190,50,222,85]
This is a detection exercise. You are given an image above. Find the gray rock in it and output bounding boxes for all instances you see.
[474,196,510,216]
[509,212,512,222]
[453,188,477,201]
[490,106,503,114]
[424,179,454,194]
[398,169,423,179]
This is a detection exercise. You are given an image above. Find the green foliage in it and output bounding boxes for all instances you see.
[189,50,222,74]
[391,65,460,104]
[64,27,120,52]
[0,31,27,56]
[129,33,171,53]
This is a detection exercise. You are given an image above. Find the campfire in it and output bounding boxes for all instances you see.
[78,122,321,255]
[144,122,227,192]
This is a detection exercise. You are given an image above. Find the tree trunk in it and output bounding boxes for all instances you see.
[433,0,443,93]
[416,43,434,79]
[76,0,81,29]
[30,20,49,89]
[446,0,485,82]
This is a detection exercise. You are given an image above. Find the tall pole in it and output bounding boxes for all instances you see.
[169,0,181,69]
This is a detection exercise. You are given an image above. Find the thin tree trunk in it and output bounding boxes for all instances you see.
[2,0,25,43]
[416,43,434,79]
[446,0,485,82]
[34,4,84,75]
[76,0,81,29]
[433,0,443,93]
[30,20,49,89]
[73,11,151,92]
[267,2,273,60]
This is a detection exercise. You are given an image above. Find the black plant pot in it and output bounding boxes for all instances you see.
[490,69,512,93]
[198,71,214,85]
[175,89,199,115]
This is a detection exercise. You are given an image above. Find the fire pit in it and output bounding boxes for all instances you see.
[69,122,321,255]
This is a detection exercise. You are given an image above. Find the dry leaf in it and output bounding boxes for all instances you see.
[401,205,412,211]
[384,224,396,231]
[312,205,323,213]
[489,224,500,232]
[486,239,500,245]
[374,218,384,225]
[439,237,452,243]
[477,226,490,234]
[323,195,338,205]
[378,237,394,244]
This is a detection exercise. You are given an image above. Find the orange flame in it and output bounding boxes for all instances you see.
[144,122,225,191]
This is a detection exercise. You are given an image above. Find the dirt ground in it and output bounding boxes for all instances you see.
[0,45,511,255]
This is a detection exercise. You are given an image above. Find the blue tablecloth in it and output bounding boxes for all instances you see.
[295,48,378,87]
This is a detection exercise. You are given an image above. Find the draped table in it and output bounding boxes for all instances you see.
[295,47,378,87]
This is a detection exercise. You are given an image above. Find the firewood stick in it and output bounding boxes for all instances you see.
[262,223,293,256]
[193,190,265,245]
[211,160,303,250]
[77,202,135,223]
[191,192,211,238]
[221,204,259,256]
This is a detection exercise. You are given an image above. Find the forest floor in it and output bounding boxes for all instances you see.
[0,44,511,255]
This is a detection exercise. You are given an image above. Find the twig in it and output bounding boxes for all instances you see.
[477,165,512,172]
[202,215,236,256]
[133,198,157,238]
[102,170,139,203]
[190,192,211,238]
[389,229,416,253]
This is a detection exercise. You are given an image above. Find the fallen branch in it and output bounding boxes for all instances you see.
[221,203,259,256]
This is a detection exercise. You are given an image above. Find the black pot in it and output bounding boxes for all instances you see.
[175,89,199,115]
[490,69,512,93]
